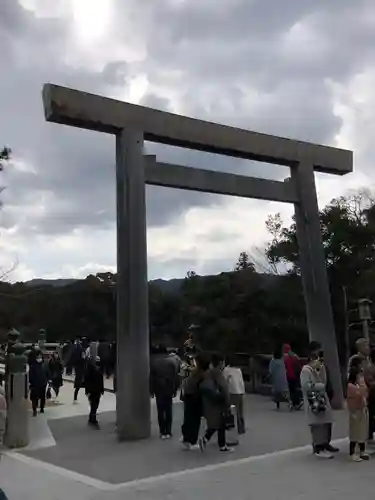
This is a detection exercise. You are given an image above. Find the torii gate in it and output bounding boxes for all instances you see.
[42,84,353,440]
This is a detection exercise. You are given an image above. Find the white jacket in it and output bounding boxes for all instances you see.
[223,366,245,395]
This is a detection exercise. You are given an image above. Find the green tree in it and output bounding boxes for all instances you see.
[235,251,256,272]
[0,147,11,170]
[265,189,375,359]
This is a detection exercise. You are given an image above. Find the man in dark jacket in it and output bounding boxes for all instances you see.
[150,344,179,439]
[70,339,86,403]
[29,349,49,416]
[84,356,104,429]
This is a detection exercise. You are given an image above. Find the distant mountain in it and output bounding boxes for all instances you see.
[150,278,184,293]
[25,278,78,288]
[24,277,184,293]
[23,272,281,293]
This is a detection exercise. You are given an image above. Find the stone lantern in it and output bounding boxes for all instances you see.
[3,329,29,448]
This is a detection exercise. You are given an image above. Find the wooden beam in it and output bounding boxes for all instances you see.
[42,84,353,175]
[144,156,298,204]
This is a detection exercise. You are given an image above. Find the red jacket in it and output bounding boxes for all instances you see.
[283,345,301,381]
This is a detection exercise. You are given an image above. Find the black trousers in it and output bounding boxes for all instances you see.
[30,386,46,412]
[205,424,226,448]
[155,394,173,436]
[288,378,301,407]
[182,395,202,445]
[88,393,101,423]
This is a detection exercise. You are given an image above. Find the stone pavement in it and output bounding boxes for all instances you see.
[0,385,374,499]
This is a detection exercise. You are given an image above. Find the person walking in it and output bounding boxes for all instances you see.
[84,356,104,429]
[300,342,339,459]
[71,338,86,403]
[199,353,233,453]
[0,385,7,448]
[29,349,49,416]
[98,340,111,378]
[368,348,375,443]
[181,353,209,450]
[223,356,246,433]
[348,338,374,442]
[347,362,370,462]
[48,351,63,399]
[150,344,180,439]
[269,345,290,410]
[283,344,302,410]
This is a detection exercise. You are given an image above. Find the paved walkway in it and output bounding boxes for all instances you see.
[0,386,374,499]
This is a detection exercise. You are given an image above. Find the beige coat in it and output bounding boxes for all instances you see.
[300,364,333,426]
[347,382,368,443]
[201,367,230,430]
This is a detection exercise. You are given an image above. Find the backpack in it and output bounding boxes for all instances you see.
[0,489,9,500]
[200,376,225,404]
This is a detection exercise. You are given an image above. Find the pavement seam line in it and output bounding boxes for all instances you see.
[5,438,348,492]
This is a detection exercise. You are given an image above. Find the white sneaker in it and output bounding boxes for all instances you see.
[315,450,334,459]
[182,442,200,451]
[350,454,363,462]
[220,446,234,453]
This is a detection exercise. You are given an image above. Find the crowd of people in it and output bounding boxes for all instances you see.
[300,338,375,461]
[7,333,375,462]
[28,339,106,427]
[151,344,246,452]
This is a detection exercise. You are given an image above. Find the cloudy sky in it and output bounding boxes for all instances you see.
[0,0,374,282]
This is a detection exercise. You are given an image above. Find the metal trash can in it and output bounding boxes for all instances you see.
[226,404,239,446]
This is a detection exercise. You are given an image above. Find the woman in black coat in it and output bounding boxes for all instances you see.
[48,351,63,398]
[29,350,49,416]
[84,356,104,429]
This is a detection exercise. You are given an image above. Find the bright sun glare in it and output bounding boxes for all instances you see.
[71,0,112,44]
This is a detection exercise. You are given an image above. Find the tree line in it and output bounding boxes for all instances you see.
[0,187,375,363]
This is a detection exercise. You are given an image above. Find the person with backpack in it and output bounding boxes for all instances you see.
[300,342,339,459]
[181,353,210,450]
[199,353,233,453]
[283,344,302,410]
[150,344,180,439]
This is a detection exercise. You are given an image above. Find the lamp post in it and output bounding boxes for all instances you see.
[358,298,372,342]
[4,329,29,448]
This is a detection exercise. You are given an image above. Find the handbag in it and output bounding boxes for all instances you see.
[305,366,327,415]
[222,408,235,430]
[46,384,52,400]
[307,389,326,414]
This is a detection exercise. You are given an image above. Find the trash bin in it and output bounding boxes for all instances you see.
[226,404,239,446]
